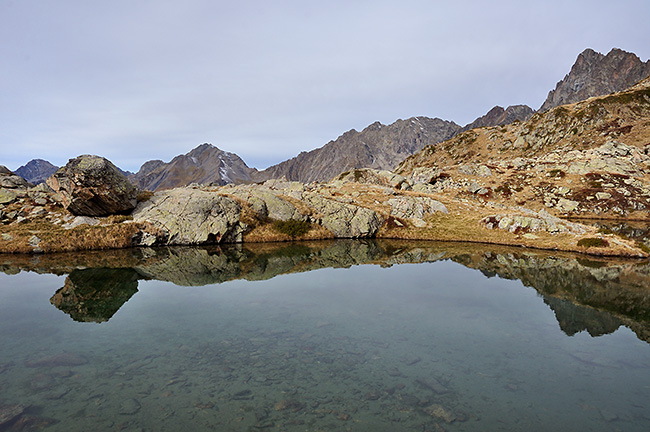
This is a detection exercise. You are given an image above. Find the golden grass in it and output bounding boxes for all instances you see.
[376,207,647,258]
[0,218,155,254]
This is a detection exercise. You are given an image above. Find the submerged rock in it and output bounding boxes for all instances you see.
[25,353,89,368]
[0,404,26,427]
[119,398,141,415]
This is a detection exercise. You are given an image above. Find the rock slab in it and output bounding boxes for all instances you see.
[132,188,244,245]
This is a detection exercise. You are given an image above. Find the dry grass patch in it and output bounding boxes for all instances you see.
[0,217,156,254]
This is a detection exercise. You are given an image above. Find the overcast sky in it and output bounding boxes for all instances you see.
[2,0,649,172]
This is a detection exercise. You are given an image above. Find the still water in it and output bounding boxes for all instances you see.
[1,240,650,431]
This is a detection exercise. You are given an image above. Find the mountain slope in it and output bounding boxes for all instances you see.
[252,117,461,183]
[399,76,650,172]
[396,77,650,219]
[539,48,650,112]
[14,159,58,185]
[130,143,254,191]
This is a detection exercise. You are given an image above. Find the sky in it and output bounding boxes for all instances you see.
[2,0,650,173]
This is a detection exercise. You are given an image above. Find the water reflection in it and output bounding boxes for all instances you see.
[49,268,140,323]
[2,240,650,431]
[2,239,650,343]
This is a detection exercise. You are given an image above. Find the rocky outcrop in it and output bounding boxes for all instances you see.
[227,183,307,222]
[387,196,448,227]
[540,48,650,112]
[461,105,535,131]
[335,168,411,190]
[0,165,33,206]
[46,155,137,216]
[0,166,33,189]
[396,76,650,221]
[130,143,254,191]
[132,187,245,245]
[252,117,461,183]
[304,192,383,238]
[14,159,59,185]
[481,209,588,235]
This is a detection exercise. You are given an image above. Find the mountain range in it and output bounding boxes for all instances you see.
[13,48,650,190]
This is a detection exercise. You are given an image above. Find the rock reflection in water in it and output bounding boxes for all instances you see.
[50,268,140,323]
[2,239,650,341]
[2,240,650,431]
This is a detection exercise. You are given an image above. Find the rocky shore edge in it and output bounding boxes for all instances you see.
[0,155,647,258]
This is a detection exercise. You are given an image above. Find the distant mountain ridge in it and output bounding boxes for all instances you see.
[128,106,535,189]
[129,143,253,191]
[13,47,649,191]
[14,159,58,185]
[539,48,650,111]
[461,105,535,132]
[251,117,462,184]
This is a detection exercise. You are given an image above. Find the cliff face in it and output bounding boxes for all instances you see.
[539,48,650,112]
[130,143,255,191]
[252,117,461,183]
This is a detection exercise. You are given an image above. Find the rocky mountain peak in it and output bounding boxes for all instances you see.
[539,48,650,112]
[14,159,59,185]
[461,105,535,132]
[131,143,254,191]
[251,116,461,183]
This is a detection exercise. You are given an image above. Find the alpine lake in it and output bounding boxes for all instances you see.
[1,239,650,432]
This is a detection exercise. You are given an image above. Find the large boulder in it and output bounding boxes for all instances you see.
[47,155,137,216]
[132,188,244,245]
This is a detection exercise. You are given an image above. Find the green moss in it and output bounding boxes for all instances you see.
[272,219,312,238]
[137,190,154,202]
[637,241,650,254]
[576,258,607,268]
[577,237,609,248]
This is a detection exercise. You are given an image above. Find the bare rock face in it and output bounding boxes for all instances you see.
[132,188,245,245]
[304,192,383,238]
[540,48,650,112]
[46,155,137,216]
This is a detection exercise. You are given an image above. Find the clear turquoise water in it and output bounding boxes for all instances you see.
[1,255,650,431]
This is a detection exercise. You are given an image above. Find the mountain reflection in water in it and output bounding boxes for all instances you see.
[2,239,649,342]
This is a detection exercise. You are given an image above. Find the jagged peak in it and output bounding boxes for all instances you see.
[539,47,650,112]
